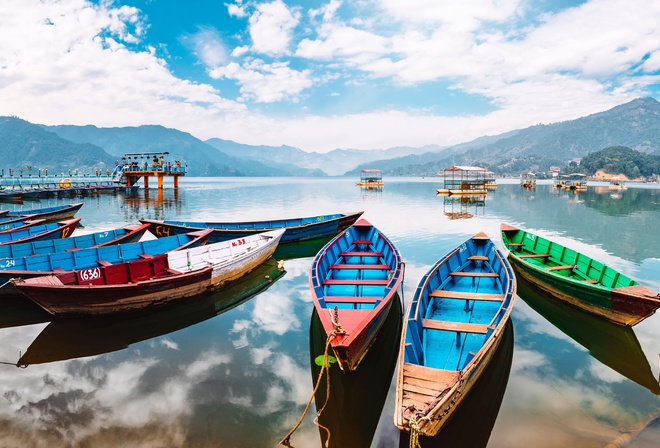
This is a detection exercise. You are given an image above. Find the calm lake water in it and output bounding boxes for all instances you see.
[0,177,658,448]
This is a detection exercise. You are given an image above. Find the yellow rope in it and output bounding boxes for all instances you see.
[279,329,339,447]
[408,414,424,448]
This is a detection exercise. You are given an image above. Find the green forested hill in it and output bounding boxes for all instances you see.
[572,146,660,178]
[0,116,114,173]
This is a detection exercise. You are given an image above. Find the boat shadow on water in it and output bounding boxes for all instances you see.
[398,319,514,448]
[15,258,286,367]
[308,292,402,448]
[515,273,660,395]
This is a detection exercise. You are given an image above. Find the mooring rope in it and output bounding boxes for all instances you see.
[407,414,429,448]
[0,278,17,288]
[279,326,343,447]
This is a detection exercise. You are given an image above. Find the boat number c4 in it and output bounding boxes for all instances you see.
[232,238,247,247]
[80,268,101,281]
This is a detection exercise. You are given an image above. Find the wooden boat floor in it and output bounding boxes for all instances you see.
[401,363,459,412]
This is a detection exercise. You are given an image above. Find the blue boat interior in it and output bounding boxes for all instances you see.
[0,227,131,259]
[404,236,513,371]
[0,234,198,274]
[312,222,400,311]
[0,222,62,243]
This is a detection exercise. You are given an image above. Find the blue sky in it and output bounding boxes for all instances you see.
[1,0,659,152]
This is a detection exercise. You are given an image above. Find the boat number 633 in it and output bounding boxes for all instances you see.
[231,238,247,247]
[80,268,101,281]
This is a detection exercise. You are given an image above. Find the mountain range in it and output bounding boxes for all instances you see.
[0,97,658,177]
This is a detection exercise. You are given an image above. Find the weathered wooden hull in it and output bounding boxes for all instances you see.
[501,223,660,326]
[394,233,516,437]
[0,218,80,246]
[0,229,212,295]
[15,267,213,316]
[167,229,284,288]
[309,218,404,373]
[6,202,84,222]
[139,211,363,244]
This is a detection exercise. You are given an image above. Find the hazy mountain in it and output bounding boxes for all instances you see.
[0,116,114,174]
[367,97,660,176]
[206,138,442,175]
[46,124,292,176]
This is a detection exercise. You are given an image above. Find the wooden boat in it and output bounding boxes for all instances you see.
[13,230,283,316]
[501,223,660,326]
[0,218,81,246]
[309,218,404,373]
[0,223,150,259]
[139,211,363,245]
[13,254,214,316]
[0,218,46,233]
[167,229,285,288]
[0,229,212,295]
[356,169,384,188]
[394,232,516,437]
[5,202,84,222]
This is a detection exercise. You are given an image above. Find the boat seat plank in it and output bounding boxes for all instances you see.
[138,253,153,259]
[403,363,460,384]
[583,279,598,284]
[96,259,112,266]
[422,319,489,334]
[351,239,373,245]
[322,279,390,285]
[429,290,504,301]
[329,263,390,270]
[324,296,380,304]
[450,271,498,278]
[165,268,182,275]
[518,253,550,258]
[339,251,383,257]
[507,243,524,247]
[546,264,574,271]
[467,255,489,261]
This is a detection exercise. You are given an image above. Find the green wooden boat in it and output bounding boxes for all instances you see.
[501,223,660,326]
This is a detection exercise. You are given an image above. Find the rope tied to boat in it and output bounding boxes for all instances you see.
[0,278,17,288]
[279,327,341,447]
[407,413,429,448]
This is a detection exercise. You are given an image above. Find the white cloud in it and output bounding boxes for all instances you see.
[184,26,228,68]
[248,0,300,56]
[227,1,248,18]
[209,59,314,103]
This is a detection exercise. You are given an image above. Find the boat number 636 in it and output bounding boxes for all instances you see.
[80,268,101,281]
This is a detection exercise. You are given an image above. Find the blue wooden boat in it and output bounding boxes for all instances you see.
[309,218,404,373]
[5,202,84,222]
[0,228,212,295]
[0,223,151,259]
[0,218,46,233]
[394,232,516,437]
[139,211,364,244]
[0,218,81,246]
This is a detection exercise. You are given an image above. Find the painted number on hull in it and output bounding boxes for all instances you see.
[61,227,72,238]
[80,268,101,281]
[232,238,246,247]
[156,225,171,237]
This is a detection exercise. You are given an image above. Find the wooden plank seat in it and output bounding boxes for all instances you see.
[450,271,498,277]
[546,264,575,271]
[518,253,550,258]
[583,279,598,284]
[339,251,384,257]
[96,259,112,266]
[467,255,489,261]
[351,239,373,245]
[324,296,380,304]
[422,319,489,334]
[507,243,524,247]
[322,279,390,285]
[429,290,504,301]
[330,263,390,270]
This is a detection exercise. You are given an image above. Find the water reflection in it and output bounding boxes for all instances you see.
[398,319,514,448]
[308,293,402,448]
[16,258,286,367]
[440,194,486,220]
[0,294,51,329]
[516,275,660,395]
